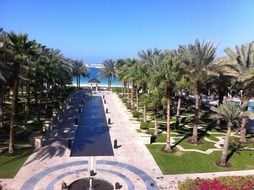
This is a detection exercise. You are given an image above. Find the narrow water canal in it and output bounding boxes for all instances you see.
[70,95,114,156]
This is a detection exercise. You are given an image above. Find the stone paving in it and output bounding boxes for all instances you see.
[1,90,170,190]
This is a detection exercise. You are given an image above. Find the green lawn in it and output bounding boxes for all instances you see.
[0,148,32,178]
[147,145,254,174]
[154,135,216,150]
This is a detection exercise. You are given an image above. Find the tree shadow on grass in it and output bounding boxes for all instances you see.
[197,122,215,142]
[226,143,246,163]
[171,135,189,149]
[0,147,32,167]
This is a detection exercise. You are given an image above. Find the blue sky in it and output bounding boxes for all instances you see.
[1,0,254,63]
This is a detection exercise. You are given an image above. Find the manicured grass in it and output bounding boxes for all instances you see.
[0,148,32,178]
[179,138,215,151]
[147,144,254,174]
[205,134,224,142]
[154,135,216,150]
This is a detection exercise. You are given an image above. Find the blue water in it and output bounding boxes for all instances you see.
[72,67,122,86]
[71,95,114,156]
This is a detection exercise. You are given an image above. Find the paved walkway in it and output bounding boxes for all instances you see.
[1,90,170,190]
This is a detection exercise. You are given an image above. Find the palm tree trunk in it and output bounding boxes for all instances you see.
[239,98,249,143]
[192,81,200,144]
[24,84,30,128]
[176,91,182,128]
[0,83,3,128]
[35,87,41,122]
[9,62,20,155]
[164,96,172,152]
[143,104,147,123]
[153,106,158,136]
[45,83,49,110]
[216,90,224,129]
[127,83,130,102]
[108,77,112,90]
[123,81,127,94]
[9,78,19,154]
[220,121,232,166]
[136,86,139,111]
[239,117,247,143]
[131,81,134,108]
[76,76,78,88]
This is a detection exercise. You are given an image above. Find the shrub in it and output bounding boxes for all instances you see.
[126,103,132,109]
[140,121,153,130]
[112,87,121,93]
[178,175,254,190]
[132,111,141,118]
[122,98,128,104]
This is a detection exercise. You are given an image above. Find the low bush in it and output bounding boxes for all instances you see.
[112,87,121,93]
[126,103,132,109]
[132,111,141,118]
[140,121,153,130]
[122,98,128,104]
[178,175,254,190]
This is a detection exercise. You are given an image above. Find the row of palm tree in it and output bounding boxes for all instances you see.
[0,28,89,154]
[111,39,254,166]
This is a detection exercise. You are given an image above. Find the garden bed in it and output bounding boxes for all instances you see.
[178,175,254,190]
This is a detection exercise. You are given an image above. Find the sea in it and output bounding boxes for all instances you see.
[72,67,122,87]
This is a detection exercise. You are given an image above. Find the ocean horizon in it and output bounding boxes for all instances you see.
[72,67,122,87]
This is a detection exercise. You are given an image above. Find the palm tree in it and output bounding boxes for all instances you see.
[205,57,237,129]
[138,48,163,120]
[116,59,135,98]
[118,59,137,107]
[0,61,12,128]
[124,61,148,111]
[99,59,116,90]
[178,40,216,144]
[0,29,12,128]
[138,48,161,61]
[22,40,42,127]
[175,76,190,127]
[146,88,163,136]
[72,59,89,88]
[211,101,240,167]
[224,42,254,143]
[150,52,182,152]
[7,32,34,154]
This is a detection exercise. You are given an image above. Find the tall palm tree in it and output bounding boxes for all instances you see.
[7,32,34,154]
[0,29,12,129]
[116,59,135,97]
[0,61,12,128]
[150,52,182,152]
[178,40,216,144]
[138,48,163,120]
[211,101,240,167]
[99,59,116,90]
[138,48,161,61]
[205,57,237,129]
[118,59,137,106]
[72,60,89,88]
[225,42,254,143]
[175,76,191,127]
[124,61,147,110]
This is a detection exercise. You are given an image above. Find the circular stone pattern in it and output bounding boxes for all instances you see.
[20,160,158,190]
[68,178,114,190]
